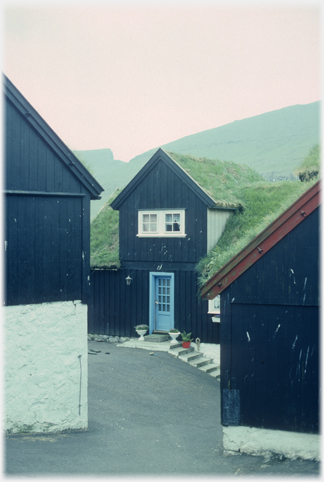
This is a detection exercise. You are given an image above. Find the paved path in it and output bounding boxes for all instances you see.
[5,341,320,477]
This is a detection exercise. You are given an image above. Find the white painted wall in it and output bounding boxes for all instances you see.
[207,208,232,253]
[223,426,320,461]
[4,300,88,434]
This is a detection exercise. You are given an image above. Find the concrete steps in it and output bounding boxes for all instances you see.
[169,342,220,378]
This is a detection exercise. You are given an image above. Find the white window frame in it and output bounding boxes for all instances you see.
[208,295,220,314]
[137,209,186,237]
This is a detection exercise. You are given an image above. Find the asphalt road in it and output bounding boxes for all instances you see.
[5,340,320,477]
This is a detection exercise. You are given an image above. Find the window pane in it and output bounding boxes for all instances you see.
[165,214,172,223]
[166,224,172,231]
[150,223,157,232]
[173,222,180,231]
[150,214,157,222]
[143,223,149,231]
[143,214,149,222]
[173,214,180,223]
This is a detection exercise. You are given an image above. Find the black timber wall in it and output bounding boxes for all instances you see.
[4,94,92,305]
[118,159,208,264]
[220,207,319,433]
[88,268,220,343]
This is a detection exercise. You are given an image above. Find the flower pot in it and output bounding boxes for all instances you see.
[169,332,180,344]
[136,329,147,341]
[182,341,191,348]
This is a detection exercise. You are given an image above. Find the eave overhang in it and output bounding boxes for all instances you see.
[111,148,240,211]
[201,180,321,300]
[3,74,104,200]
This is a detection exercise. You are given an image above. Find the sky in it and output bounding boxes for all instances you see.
[3,2,321,163]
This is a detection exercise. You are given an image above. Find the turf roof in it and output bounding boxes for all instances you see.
[90,148,320,273]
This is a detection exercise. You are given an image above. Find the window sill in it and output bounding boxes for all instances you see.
[137,233,187,238]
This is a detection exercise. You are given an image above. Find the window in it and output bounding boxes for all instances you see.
[138,210,186,237]
[208,295,220,314]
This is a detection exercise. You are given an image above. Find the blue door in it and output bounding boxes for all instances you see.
[149,273,174,333]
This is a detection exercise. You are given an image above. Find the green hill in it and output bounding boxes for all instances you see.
[129,102,320,180]
[77,101,320,220]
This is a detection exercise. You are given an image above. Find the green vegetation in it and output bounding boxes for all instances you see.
[90,147,320,277]
[90,190,120,268]
[167,151,262,208]
[181,331,193,342]
[129,101,320,181]
[197,146,320,285]
[294,144,321,182]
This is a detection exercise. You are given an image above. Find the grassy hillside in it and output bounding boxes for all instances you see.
[129,102,320,180]
[81,102,320,220]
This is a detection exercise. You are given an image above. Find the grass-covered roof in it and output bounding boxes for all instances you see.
[90,147,320,274]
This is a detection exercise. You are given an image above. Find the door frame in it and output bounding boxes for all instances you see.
[149,272,175,334]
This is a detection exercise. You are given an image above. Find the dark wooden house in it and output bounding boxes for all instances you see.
[4,74,103,306]
[3,75,103,434]
[201,180,320,458]
[89,148,238,343]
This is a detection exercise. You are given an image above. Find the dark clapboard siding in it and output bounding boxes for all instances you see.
[118,159,208,264]
[88,268,220,342]
[5,98,83,194]
[220,207,319,433]
[5,194,86,305]
[4,77,102,306]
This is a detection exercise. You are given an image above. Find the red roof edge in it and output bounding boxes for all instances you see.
[201,180,321,300]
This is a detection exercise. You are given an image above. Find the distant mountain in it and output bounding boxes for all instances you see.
[76,102,320,219]
[73,148,140,219]
[128,102,320,177]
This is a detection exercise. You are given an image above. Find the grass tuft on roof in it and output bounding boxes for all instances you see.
[196,175,320,287]
[293,144,320,182]
[90,189,120,268]
[167,151,263,209]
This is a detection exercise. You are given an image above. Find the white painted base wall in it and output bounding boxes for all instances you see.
[4,301,88,434]
[223,426,320,461]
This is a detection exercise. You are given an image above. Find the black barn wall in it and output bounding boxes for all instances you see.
[88,268,220,343]
[4,91,92,306]
[220,207,319,433]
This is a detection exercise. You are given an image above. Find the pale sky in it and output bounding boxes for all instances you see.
[3,2,321,162]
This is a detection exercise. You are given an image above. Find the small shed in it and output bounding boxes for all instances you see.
[201,180,320,460]
[3,75,104,434]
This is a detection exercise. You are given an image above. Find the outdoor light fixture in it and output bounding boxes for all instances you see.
[125,275,132,286]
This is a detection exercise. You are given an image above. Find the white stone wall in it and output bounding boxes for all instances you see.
[223,426,320,461]
[4,301,88,434]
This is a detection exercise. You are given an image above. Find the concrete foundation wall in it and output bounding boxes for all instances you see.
[4,301,88,434]
[223,426,320,461]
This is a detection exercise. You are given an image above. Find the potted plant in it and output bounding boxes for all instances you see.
[134,324,149,341]
[169,328,180,344]
[181,331,193,348]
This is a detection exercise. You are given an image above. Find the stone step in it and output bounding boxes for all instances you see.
[168,346,195,357]
[190,356,212,368]
[179,351,203,363]
[198,363,221,377]
[168,342,182,350]
[144,334,169,343]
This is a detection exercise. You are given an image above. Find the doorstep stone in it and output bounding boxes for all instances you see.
[144,334,169,342]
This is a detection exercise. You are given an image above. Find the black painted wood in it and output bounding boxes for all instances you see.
[4,82,100,306]
[220,208,319,434]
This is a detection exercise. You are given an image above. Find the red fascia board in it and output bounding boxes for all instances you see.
[201,181,321,300]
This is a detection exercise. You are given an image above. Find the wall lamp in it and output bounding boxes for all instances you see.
[125,275,132,286]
